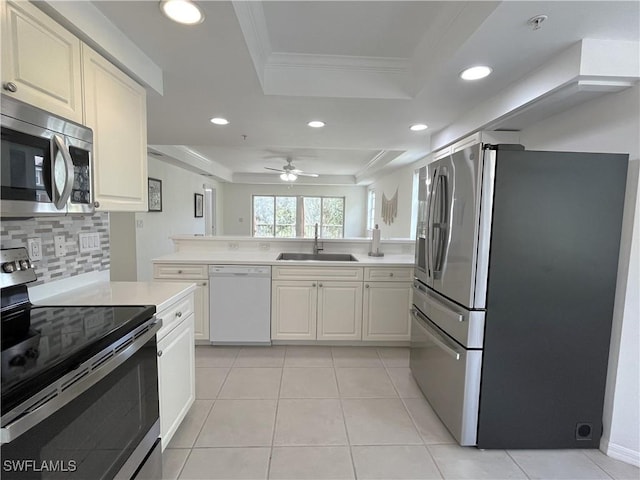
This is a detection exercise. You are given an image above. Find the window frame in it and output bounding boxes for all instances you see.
[252,194,345,238]
[303,196,346,239]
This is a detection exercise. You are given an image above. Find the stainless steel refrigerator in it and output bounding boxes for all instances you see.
[410,141,628,448]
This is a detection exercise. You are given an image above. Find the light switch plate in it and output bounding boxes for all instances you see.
[78,232,101,253]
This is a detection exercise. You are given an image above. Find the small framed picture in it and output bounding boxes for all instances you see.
[148,178,162,212]
[194,193,203,218]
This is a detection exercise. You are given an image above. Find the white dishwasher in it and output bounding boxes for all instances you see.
[209,265,272,344]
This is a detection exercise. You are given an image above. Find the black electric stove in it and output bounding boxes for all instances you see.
[0,247,155,417]
[0,247,162,479]
[1,303,155,415]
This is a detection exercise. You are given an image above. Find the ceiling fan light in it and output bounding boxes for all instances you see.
[160,0,205,25]
[280,172,297,182]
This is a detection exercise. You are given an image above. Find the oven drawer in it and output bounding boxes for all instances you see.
[409,308,481,446]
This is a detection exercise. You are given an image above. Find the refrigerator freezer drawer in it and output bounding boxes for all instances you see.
[409,309,482,446]
[412,282,485,348]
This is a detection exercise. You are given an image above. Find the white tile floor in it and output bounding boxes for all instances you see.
[164,346,639,480]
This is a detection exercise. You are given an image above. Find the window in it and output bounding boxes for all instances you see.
[253,195,345,238]
[367,189,376,232]
[303,197,344,239]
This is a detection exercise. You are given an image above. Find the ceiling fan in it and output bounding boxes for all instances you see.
[264,158,319,181]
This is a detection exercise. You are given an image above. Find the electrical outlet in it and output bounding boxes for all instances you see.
[259,242,270,251]
[228,242,239,250]
[27,238,43,261]
[54,235,66,257]
[136,219,144,228]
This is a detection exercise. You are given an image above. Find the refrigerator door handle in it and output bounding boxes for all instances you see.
[426,166,439,282]
[433,172,450,279]
[411,308,461,360]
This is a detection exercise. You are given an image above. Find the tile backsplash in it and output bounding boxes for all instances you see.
[0,213,110,286]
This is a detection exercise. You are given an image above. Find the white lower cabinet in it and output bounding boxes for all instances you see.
[271,267,364,341]
[363,281,412,341]
[153,264,210,342]
[271,281,317,340]
[317,282,363,341]
[157,300,195,450]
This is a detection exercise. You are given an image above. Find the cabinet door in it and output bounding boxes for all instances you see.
[317,281,363,341]
[153,279,209,343]
[363,282,412,341]
[271,281,317,340]
[158,314,195,450]
[82,44,148,212]
[193,281,209,342]
[1,0,83,122]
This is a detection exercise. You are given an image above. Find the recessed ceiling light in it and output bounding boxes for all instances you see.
[460,66,492,81]
[307,121,325,128]
[410,124,428,132]
[160,0,205,25]
[210,117,229,125]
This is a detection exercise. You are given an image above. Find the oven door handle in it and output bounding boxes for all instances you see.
[0,317,161,445]
[411,308,461,361]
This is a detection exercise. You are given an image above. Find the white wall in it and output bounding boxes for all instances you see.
[520,86,640,465]
[221,183,367,238]
[368,162,421,239]
[134,156,222,280]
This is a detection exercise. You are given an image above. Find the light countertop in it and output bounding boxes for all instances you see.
[35,281,197,314]
[153,251,415,267]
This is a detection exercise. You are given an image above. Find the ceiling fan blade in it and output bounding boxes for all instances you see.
[296,172,319,177]
[264,167,286,173]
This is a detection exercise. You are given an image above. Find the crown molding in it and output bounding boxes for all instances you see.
[267,52,410,74]
[231,1,272,87]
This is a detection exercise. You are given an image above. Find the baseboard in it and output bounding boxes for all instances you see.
[601,437,640,467]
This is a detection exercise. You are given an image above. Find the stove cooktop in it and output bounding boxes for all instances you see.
[1,303,156,416]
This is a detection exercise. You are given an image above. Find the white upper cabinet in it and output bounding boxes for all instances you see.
[82,44,148,212]
[1,0,83,122]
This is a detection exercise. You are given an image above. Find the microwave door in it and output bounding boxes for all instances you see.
[50,134,74,210]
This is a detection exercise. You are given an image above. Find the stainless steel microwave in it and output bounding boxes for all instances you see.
[1,96,94,217]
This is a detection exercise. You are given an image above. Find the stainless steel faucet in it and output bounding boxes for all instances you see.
[313,223,323,254]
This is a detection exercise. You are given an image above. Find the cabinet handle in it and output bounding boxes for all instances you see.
[312,283,316,287]
[93,201,100,208]
[176,311,182,318]
[389,272,394,277]
[200,282,207,286]
[157,350,163,357]
[319,283,323,287]
[365,284,370,288]
[3,82,17,93]
[177,270,183,274]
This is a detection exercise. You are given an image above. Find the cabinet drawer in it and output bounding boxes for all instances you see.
[156,294,195,340]
[154,264,208,279]
[364,267,413,282]
[272,266,363,281]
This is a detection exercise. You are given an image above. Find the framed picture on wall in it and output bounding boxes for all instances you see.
[194,193,203,218]
[148,178,162,212]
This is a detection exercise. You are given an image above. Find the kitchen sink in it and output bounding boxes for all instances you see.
[276,253,358,262]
